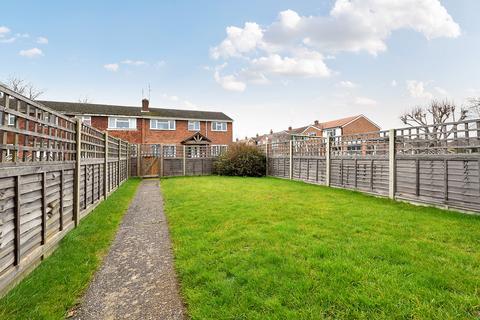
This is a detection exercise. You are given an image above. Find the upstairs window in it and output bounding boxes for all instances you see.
[188,120,200,131]
[108,117,136,129]
[211,121,227,132]
[323,129,336,137]
[150,119,176,130]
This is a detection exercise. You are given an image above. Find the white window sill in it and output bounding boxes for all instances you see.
[150,128,176,131]
[107,128,137,131]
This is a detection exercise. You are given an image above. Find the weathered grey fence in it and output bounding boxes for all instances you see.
[263,120,480,213]
[130,144,226,177]
[0,84,130,296]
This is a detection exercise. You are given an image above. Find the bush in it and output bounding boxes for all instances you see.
[214,143,266,177]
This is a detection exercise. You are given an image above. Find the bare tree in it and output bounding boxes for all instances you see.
[400,99,468,141]
[3,76,44,100]
[468,97,480,118]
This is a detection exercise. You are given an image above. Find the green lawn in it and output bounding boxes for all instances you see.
[0,178,140,320]
[161,176,480,320]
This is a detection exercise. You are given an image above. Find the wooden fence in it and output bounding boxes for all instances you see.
[263,119,480,213]
[0,84,130,296]
[130,144,226,177]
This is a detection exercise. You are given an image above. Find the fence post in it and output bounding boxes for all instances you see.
[289,140,293,180]
[326,137,331,186]
[126,143,130,179]
[104,131,108,198]
[117,139,121,185]
[160,145,164,177]
[74,119,81,227]
[136,144,141,177]
[183,145,187,176]
[265,140,269,176]
[388,128,396,199]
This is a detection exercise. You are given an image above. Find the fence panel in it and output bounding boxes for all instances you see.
[132,144,225,177]
[265,122,480,213]
[0,84,130,296]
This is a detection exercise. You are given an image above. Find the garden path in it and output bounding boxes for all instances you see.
[73,179,186,320]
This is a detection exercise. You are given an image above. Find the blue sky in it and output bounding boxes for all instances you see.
[1,0,479,139]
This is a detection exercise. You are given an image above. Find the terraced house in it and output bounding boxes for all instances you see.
[40,99,233,155]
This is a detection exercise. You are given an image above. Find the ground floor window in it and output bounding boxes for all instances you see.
[211,145,228,156]
[163,145,176,157]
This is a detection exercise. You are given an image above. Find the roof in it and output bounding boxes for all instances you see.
[38,100,233,121]
[256,114,380,141]
[320,115,361,129]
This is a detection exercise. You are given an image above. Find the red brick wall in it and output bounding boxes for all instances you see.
[90,116,233,145]
[342,117,379,135]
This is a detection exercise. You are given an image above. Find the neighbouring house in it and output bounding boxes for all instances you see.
[40,99,233,155]
[255,115,380,145]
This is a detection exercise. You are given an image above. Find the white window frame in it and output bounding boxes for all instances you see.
[211,121,227,132]
[211,145,228,156]
[7,114,15,126]
[188,120,200,131]
[150,119,176,130]
[108,117,137,130]
[162,145,177,157]
[77,116,92,126]
[323,129,336,137]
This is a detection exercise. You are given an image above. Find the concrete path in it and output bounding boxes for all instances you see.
[73,179,186,320]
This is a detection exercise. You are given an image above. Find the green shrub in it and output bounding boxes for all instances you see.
[214,143,266,177]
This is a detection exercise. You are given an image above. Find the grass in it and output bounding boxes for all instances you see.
[0,178,140,320]
[161,176,480,320]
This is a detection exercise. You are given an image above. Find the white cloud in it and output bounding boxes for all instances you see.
[0,26,15,43]
[338,80,357,88]
[19,48,43,58]
[104,63,119,72]
[211,0,460,91]
[36,37,48,44]
[354,96,377,106]
[406,80,433,99]
[250,50,330,77]
[121,59,146,66]
[391,80,397,87]
[0,26,10,36]
[214,65,246,92]
[210,22,263,59]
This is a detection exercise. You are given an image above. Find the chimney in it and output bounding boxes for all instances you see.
[141,98,149,112]
[314,120,319,126]
[288,126,292,131]
[270,129,273,134]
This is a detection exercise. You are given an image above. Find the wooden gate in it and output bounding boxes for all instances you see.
[138,144,162,177]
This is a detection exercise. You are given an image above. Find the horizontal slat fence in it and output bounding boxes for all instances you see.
[0,84,130,296]
[132,144,226,177]
[264,120,480,214]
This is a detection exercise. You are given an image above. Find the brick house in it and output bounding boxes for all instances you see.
[40,99,233,154]
[255,115,380,145]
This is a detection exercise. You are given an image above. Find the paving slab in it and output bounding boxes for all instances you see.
[73,179,186,320]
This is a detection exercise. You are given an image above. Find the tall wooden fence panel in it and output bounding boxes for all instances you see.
[132,144,225,177]
[0,84,130,296]
[265,120,480,213]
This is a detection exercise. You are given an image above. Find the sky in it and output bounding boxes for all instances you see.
[1,0,480,139]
